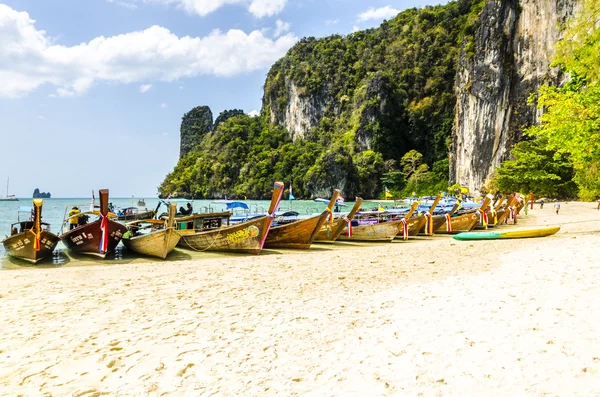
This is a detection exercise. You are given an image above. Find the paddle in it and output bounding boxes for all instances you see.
[267,182,285,216]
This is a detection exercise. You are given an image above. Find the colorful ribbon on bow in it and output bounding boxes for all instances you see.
[34,207,41,251]
[325,206,333,223]
[477,208,488,229]
[445,213,453,232]
[344,216,352,237]
[424,212,433,236]
[99,214,109,254]
[489,208,497,225]
[400,218,408,241]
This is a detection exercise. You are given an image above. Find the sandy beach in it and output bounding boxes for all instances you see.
[1,202,600,396]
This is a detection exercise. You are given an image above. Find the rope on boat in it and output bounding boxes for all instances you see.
[182,230,222,252]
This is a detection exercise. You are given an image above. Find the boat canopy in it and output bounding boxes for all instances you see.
[18,206,32,213]
[212,200,249,210]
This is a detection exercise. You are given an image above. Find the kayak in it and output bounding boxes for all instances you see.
[453,226,560,241]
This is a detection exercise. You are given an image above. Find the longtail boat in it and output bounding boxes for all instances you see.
[408,195,442,236]
[116,207,157,221]
[178,182,284,254]
[59,189,127,258]
[265,190,340,249]
[314,197,364,242]
[340,201,418,242]
[473,194,499,229]
[494,195,514,225]
[436,194,493,234]
[486,195,505,227]
[1,199,60,264]
[420,203,460,235]
[122,202,181,259]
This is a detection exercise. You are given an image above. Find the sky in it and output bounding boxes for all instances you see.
[0,0,449,198]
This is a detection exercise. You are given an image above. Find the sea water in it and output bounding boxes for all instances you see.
[0,197,374,269]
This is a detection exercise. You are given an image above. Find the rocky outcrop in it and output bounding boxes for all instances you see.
[451,0,577,191]
[32,188,51,198]
[179,106,213,158]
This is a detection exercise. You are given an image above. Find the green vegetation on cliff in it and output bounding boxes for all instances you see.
[160,0,486,199]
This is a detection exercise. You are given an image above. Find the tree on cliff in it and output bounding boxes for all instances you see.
[179,106,213,158]
[526,0,600,199]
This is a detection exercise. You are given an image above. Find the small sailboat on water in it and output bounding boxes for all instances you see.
[0,177,18,201]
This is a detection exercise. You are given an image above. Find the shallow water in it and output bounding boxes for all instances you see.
[0,197,376,269]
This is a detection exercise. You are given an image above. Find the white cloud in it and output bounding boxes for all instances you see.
[247,110,259,117]
[357,6,400,22]
[248,0,287,18]
[139,84,152,93]
[149,0,286,17]
[325,19,338,25]
[273,19,290,38]
[107,0,139,9]
[352,25,360,33]
[160,102,168,108]
[0,4,297,98]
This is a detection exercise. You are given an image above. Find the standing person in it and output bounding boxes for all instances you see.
[540,199,545,209]
[554,202,561,214]
[528,192,534,210]
[597,199,600,210]
[68,206,81,230]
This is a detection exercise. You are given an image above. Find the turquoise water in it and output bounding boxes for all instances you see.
[0,197,387,269]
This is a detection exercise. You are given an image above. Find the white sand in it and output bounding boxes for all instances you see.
[1,202,600,396]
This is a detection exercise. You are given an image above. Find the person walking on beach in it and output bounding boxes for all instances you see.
[554,202,561,214]
[540,199,544,209]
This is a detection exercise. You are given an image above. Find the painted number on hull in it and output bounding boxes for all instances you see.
[71,233,93,246]
[226,225,260,244]
[11,240,25,251]
[111,230,123,241]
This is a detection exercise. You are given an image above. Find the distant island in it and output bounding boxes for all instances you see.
[33,188,51,198]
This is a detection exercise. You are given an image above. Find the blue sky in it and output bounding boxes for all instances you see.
[0,0,449,198]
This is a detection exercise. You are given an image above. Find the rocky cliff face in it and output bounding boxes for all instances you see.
[266,79,334,141]
[451,0,577,191]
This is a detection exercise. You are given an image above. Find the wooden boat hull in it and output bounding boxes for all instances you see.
[179,216,272,255]
[2,230,60,264]
[418,215,447,235]
[314,217,348,242]
[453,226,560,241]
[265,212,328,249]
[435,212,480,234]
[337,220,402,242]
[117,210,155,221]
[407,216,426,237]
[60,219,127,258]
[122,228,181,259]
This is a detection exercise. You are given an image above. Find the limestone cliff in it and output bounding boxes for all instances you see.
[451,0,577,190]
